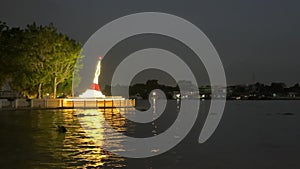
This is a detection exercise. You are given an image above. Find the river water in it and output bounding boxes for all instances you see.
[0,100,299,169]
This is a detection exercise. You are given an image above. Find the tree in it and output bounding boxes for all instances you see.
[22,23,82,98]
[14,23,55,98]
[46,33,82,98]
[0,21,9,86]
[0,23,25,90]
[0,22,82,98]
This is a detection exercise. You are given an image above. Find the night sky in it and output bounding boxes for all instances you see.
[1,0,299,86]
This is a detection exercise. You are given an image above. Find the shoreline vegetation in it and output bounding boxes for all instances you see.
[103,80,300,101]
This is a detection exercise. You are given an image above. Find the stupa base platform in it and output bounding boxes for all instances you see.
[0,97,135,109]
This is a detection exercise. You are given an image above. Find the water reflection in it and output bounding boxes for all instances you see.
[30,108,128,168]
[0,100,181,168]
[1,101,300,168]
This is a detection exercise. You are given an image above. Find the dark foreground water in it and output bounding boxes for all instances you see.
[0,100,299,169]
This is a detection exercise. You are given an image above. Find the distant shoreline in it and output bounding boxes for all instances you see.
[226,97,300,100]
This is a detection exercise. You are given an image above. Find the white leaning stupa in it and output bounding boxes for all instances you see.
[68,56,134,109]
[79,57,106,98]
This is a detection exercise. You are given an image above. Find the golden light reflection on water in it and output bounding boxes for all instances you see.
[30,108,130,168]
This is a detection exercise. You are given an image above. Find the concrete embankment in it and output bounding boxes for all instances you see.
[0,98,135,109]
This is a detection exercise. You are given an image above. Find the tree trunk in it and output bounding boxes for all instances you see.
[72,71,74,98]
[53,76,57,99]
[37,83,42,99]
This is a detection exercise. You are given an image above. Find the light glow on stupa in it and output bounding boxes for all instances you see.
[79,57,106,98]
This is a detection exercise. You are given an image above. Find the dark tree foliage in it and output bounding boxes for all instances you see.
[0,21,83,98]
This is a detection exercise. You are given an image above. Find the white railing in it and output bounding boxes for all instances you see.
[0,98,135,109]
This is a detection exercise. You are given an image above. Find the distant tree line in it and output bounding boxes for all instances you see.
[103,80,179,99]
[103,80,300,100]
[228,82,300,99]
[0,21,83,99]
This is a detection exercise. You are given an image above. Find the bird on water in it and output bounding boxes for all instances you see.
[57,125,67,133]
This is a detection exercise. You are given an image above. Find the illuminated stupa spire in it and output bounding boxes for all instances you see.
[79,56,105,98]
[90,56,102,91]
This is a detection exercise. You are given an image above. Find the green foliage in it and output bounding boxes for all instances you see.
[0,21,8,86]
[0,21,83,98]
